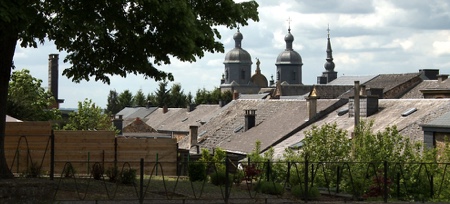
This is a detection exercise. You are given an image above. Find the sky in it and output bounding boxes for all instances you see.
[12,0,450,108]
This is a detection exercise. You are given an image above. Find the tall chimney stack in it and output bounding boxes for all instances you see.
[189,125,199,147]
[307,86,319,120]
[244,109,256,131]
[48,54,59,108]
[354,81,360,127]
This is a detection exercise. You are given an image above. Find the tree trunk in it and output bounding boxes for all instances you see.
[0,29,18,179]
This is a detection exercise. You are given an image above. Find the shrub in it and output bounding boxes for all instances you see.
[291,185,320,200]
[106,166,119,182]
[210,169,233,186]
[188,162,207,182]
[120,168,137,185]
[91,164,104,180]
[24,162,41,178]
[233,170,245,185]
[64,163,76,178]
[255,181,284,195]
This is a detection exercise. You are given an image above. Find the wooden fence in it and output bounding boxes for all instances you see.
[5,122,178,176]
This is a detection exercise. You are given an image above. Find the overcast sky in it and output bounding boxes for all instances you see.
[13,0,450,108]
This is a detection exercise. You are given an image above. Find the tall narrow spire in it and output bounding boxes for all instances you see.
[324,25,335,71]
[284,17,294,51]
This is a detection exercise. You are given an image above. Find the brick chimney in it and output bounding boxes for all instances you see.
[233,90,239,100]
[244,109,256,131]
[113,115,123,135]
[189,125,198,147]
[48,54,61,108]
[163,105,168,113]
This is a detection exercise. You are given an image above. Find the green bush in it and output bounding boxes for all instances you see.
[210,169,233,186]
[24,162,41,178]
[105,166,119,182]
[233,170,245,185]
[188,162,207,182]
[255,181,284,195]
[291,185,320,200]
[120,168,137,185]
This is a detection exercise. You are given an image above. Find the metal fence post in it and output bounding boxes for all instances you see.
[225,155,229,204]
[140,158,144,204]
[304,156,308,202]
[384,160,388,203]
[266,159,271,182]
[50,130,54,180]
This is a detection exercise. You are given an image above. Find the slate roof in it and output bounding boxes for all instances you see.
[272,99,450,159]
[145,105,221,132]
[184,99,343,154]
[339,73,422,99]
[422,111,450,129]
[327,75,377,85]
[117,107,158,127]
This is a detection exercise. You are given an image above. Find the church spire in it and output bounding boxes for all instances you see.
[324,24,335,71]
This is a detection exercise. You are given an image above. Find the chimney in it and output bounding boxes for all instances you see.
[367,88,384,99]
[353,81,360,127]
[437,74,449,83]
[163,105,168,113]
[233,90,239,100]
[420,69,440,80]
[189,125,198,147]
[48,54,59,108]
[244,109,256,131]
[187,104,196,112]
[307,86,319,120]
[359,84,367,96]
[113,115,123,135]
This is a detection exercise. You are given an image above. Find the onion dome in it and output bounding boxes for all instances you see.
[224,30,252,64]
[324,29,335,71]
[276,28,302,65]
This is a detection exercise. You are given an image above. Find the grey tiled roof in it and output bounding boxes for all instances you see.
[422,111,450,128]
[272,99,450,159]
[145,105,222,132]
[191,99,342,154]
[116,107,157,119]
[327,75,377,85]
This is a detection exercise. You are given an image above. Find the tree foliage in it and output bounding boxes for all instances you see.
[194,88,232,105]
[0,0,258,178]
[106,90,121,115]
[7,69,60,121]
[63,99,115,131]
[118,90,133,108]
[133,89,146,107]
[153,81,170,108]
[169,83,188,108]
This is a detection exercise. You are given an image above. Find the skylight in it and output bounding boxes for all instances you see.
[401,108,417,117]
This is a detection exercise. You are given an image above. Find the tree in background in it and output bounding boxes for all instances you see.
[169,83,188,108]
[154,81,170,108]
[118,90,133,109]
[7,69,60,121]
[63,99,115,131]
[133,89,146,107]
[106,90,121,115]
[194,88,232,105]
[0,0,258,178]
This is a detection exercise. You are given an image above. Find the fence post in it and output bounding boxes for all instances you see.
[383,160,388,203]
[304,156,308,202]
[266,159,271,182]
[156,153,159,176]
[225,155,229,204]
[50,130,54,180]
[286,162,291,185]
[114,137,118,169]
[336,166,340,193]
[430,175,434,198]
[140,158,144,204]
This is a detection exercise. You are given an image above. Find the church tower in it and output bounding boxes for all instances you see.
[317,26,337,84]
[222,29,252,85]
[275,26,303,85]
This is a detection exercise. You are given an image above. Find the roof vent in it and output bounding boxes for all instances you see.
[401,108,417,117]
[234,125,244,133]
[198,130,207,138]
[337,108,349,116]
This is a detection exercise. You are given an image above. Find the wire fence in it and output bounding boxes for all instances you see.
[12,156,450,203]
